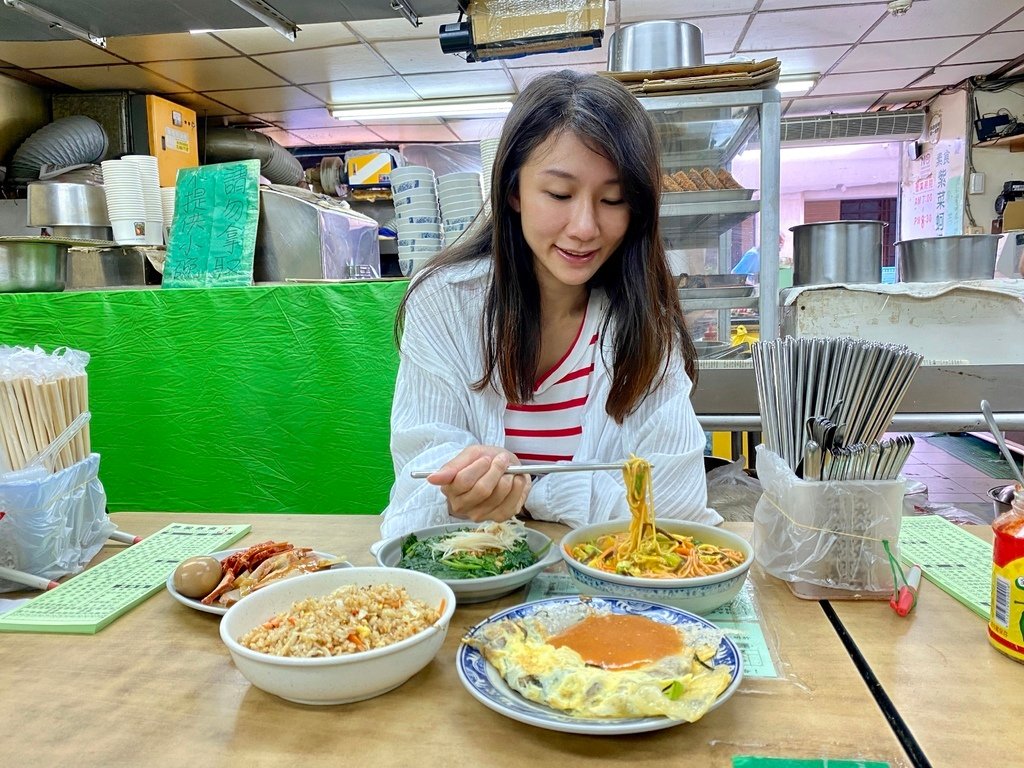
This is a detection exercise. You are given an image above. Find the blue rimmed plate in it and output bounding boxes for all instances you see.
[455,595,743,735]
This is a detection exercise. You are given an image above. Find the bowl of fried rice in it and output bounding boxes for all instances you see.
[220,567,456,705]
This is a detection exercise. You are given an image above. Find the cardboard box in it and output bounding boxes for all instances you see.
[1003,200,1024,231]
[469,0,605,47]
[346,152,395,187]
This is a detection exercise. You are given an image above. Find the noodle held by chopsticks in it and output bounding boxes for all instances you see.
[569,455,745,578]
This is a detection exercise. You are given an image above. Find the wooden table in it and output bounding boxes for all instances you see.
[0,514,910,767]
[827,525,1020,768]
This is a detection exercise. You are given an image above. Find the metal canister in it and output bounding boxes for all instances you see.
[989,491,1024,663]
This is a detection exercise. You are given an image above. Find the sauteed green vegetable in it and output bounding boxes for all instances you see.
[397,520,547,580]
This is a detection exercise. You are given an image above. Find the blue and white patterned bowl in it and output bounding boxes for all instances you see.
[559,520,752,615]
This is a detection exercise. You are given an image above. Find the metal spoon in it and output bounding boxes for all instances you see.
[980,399,1024,486]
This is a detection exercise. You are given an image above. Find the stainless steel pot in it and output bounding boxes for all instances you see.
[896,234,1000,282]
[0,240,68,292]
[27,182,109,226]
[790,220,886,286]
[607,21,704,72]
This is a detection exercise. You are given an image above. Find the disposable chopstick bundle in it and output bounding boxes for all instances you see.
[751,337,923,472]
[0,346,92,474]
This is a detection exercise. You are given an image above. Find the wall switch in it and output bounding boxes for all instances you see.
[969,172,986,194]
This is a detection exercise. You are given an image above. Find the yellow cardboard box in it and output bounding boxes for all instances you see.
[469,0,605,47]
[346,152,395,186]
[1003,200,1024,231]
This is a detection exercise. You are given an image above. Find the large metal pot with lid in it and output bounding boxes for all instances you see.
[607,21,704,72]
[790,220,886,286]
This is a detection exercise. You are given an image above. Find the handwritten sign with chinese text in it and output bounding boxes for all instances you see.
[163,159,260,288]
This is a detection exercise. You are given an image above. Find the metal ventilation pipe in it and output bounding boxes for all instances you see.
[201,127,304,186]
[10,115,109,181]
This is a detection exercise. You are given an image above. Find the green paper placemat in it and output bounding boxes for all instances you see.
[898,514,993,618]
[734,759,889,768]
[0,523,251,635]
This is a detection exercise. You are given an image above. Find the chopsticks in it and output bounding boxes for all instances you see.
[410,462,634,479]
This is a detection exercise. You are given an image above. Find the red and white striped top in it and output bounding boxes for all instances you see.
[503,292,603,464]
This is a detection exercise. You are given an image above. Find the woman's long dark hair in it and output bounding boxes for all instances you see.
[396,69,697,423]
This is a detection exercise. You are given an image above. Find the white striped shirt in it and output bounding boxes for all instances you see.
[504,292,603,464]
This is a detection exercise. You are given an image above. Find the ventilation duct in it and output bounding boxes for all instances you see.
[10,115,108,181]
[780,110,926,146]
[200,127,303,186]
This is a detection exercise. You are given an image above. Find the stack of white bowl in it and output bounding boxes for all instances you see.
[100,159,149,245]
[479,138,500,208]
[160,187,176,244]
[389,166,442,277]
[437,172,483,246]
[121,155,164,245]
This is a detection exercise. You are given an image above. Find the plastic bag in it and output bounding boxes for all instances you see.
[706,458,762,522]
[0,453,112,592]
[751,446,905,593]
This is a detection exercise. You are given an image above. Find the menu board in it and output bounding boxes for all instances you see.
[900,137,966,240]
[163,159,261,288]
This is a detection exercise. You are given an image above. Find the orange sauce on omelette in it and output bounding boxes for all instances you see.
[548,614,683,670]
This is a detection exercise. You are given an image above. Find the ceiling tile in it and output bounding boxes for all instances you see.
[146,57,286,90]
[0,40,121,68]
[910,62,1006,88]
[617,0,757,21]
[373,38,502,74]
[721,45,850,76]
[945,30,1024,66]
[162,92,239,117]
[501,43,609,69]
[161,91,237,117]
[507,65,576,90]
[996,10,1024,31]
[255,128,313,147]
[106,33,236,61]
[253,107,340,129]
[211,23,357,55]
[405,70,514,100]
[289,126,389,145]
[445,118,507,142]
[204,86,323,113]
[304,75,419,105]
[740,6,885,50]
[31,64,185,91]
[345,14,457,41]
[867,0,1021,41]
[759,0,888,7]
[811,68,931,95]
[833,36,975,73]
[874,88,941,108]
[254,44,393,84]
[784,93,882,117]
[367,123,461,142]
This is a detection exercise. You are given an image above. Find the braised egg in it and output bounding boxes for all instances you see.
[172,556,223,599]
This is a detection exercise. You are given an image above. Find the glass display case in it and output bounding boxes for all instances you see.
[639,87,782,358]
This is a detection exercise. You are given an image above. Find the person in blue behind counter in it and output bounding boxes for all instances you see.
[379,69,721,538]
[731,233,786,281]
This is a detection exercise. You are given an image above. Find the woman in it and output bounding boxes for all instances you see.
[381,69,720,537]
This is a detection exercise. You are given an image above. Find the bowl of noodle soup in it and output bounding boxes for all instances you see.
[559,457,752,615]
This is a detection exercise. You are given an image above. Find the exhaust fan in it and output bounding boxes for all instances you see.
[780,110,927,145]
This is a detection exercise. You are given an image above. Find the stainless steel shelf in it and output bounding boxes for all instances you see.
[661,199,761,249]
[680,296,759,311]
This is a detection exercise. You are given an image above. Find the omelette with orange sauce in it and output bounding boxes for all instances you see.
[463,608,732,721]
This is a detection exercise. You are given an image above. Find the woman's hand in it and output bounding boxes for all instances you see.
[427,445,531,522]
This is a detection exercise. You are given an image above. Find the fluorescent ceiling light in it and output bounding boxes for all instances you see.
[390,0,420,28]
[2,0,106,47]
[776,75,819,96]
[331,97,514,121]
[228,0,299,41]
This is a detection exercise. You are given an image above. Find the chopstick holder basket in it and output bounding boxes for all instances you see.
[0,453,112,592]
[751,445,905,593]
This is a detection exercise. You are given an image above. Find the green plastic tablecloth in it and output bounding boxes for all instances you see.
[0,282,407,514]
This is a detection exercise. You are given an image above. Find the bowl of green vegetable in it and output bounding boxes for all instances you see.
[373,520,559,604]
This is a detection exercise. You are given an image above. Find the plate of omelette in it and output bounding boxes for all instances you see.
[456,595,742,735]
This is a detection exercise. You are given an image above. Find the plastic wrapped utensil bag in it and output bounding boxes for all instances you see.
[0,453,112,592]
[752,446,905,593]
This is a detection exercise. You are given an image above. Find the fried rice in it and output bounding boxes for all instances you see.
[238,583,441,658]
